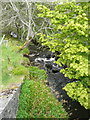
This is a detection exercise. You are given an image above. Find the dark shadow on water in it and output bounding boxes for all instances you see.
[28,44,90,120]
[46,71,90,120]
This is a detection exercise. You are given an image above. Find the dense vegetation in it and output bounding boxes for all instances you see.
[0,35,68,118]
[37,2,89,109]
[17,66,68,118]
[1,1,89,118]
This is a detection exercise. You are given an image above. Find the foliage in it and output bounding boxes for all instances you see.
[37,2,89,109]
[63,81,90,109]
[17,66,68,118]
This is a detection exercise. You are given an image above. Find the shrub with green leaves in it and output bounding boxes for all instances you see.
[17,67,68,118]
[37,2,89,109]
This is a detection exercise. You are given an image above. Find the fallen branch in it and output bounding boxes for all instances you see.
[19,38,32,51]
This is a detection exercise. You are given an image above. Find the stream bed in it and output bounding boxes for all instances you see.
[26,43,90,120]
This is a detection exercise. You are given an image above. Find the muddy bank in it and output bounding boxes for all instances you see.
[26,43,90,120]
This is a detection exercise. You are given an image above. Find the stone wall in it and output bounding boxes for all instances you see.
[0,85,21,119]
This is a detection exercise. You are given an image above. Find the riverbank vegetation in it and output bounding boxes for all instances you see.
[0,1,89,118]
[0,36,30,91]
[0,36,68,118]
[16,66,68,118]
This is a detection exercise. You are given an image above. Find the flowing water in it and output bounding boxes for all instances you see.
[27,43,90,120]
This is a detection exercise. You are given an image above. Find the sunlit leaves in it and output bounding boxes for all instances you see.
[37,2,89,109]
[63,81,90,109]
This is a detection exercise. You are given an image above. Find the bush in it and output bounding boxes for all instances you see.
[17,66,68,118]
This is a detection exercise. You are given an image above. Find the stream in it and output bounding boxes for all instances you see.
[25,43,90,120]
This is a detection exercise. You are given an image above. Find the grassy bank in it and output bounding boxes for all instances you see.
[0,36,68,118]
[17,66,68,118]
[0,36,30,91]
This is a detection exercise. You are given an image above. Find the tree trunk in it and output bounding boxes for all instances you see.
[26,2,34,41]
[19,2,34,51]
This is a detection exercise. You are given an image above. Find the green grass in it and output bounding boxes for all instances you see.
[29,66,47,82]
[1,36,68,118]
[17,66,68,118]
[12,65,29,75]
[0,37,30,91]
